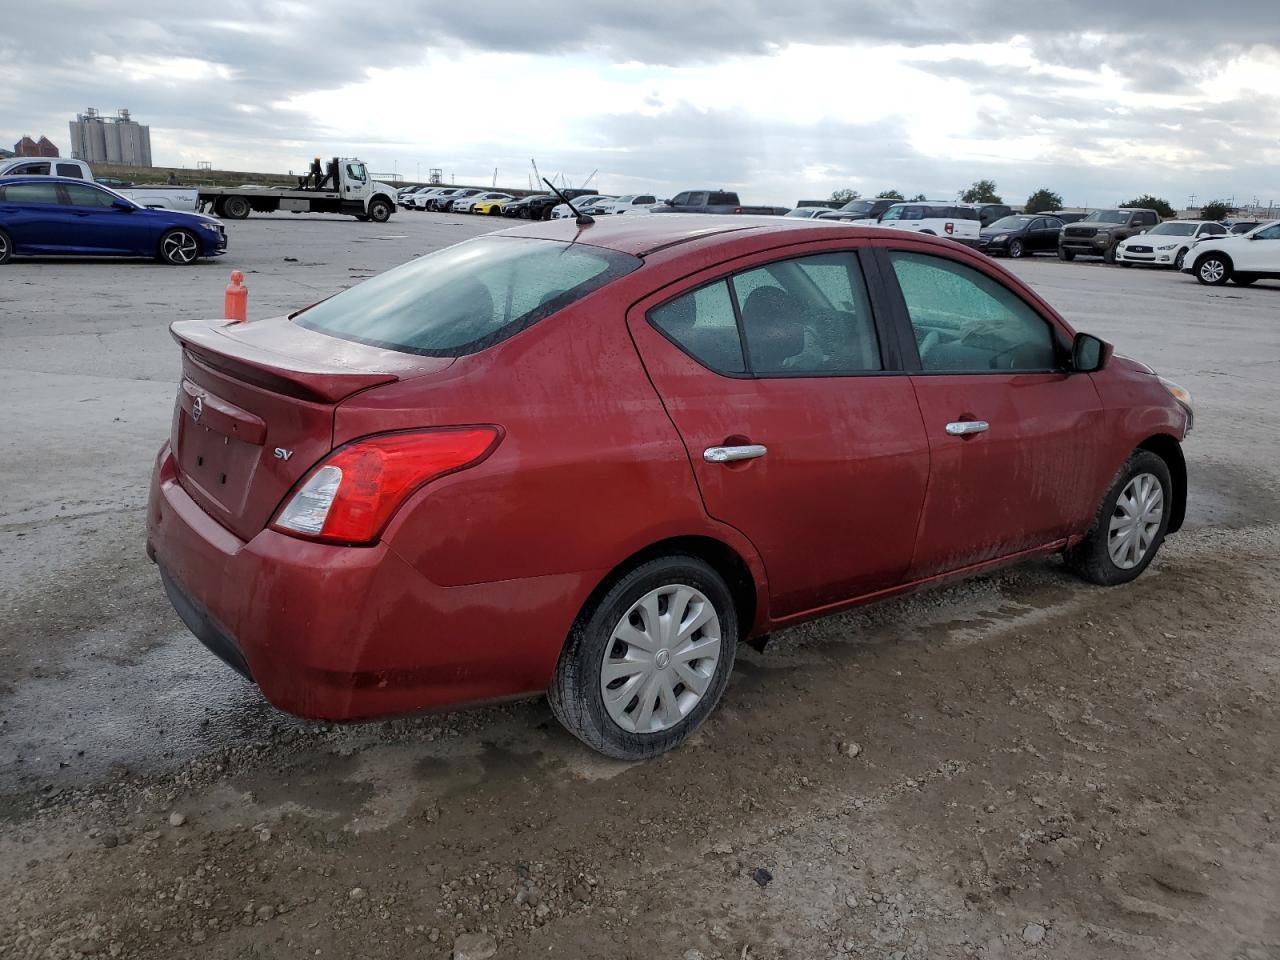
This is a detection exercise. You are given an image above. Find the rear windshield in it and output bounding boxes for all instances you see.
[294,236,641,357]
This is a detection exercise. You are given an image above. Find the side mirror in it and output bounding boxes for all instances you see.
[1072,332,1112,373]
[111,198,135,211]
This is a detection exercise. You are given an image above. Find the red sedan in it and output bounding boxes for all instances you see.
[146,215,1193,758]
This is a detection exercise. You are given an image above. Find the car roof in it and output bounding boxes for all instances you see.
[0,174,105,186]
[500,212,923,257]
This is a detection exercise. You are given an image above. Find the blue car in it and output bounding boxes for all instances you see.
[0,176,227,265]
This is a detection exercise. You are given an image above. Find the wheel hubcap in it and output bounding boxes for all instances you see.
[163,232,197,263]
[1108,472,1164,570]
[600,584,721,735]
[1201,260,1224,282]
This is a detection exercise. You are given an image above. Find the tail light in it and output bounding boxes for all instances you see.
[944,222,955,235]
[271,427,500,545]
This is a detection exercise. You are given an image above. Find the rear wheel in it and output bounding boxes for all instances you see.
[157,229,200,265]
[1008,238,1025,258]
[0,228,11,265]
[549,555,738,759]
[222,196,251,220]
[1058,247,1075,261]
[368,199,392,223]
[1195,253,1232,285]
[1066,450,1172,586]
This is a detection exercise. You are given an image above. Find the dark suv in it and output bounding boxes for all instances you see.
[1059,209,1160,263]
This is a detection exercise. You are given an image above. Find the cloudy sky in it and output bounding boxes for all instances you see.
[2,1,1278,209]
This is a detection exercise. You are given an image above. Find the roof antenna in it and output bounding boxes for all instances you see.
[543,177,593,226]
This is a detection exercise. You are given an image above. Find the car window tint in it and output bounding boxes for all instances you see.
[62,183,117,208]
[296,236,639,357]
[889,251,1056,373]
[650,280,746,374]
[1256,224,1280,240]
[880,205,904,222]
[2,182,60,204]
[10,162,51,175]
[636,195,655,204]
[56,163,83,178]
[731,253,881,375]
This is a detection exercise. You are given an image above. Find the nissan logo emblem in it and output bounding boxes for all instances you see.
[192,396,204,422]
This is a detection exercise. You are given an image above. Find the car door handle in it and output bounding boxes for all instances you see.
[945,420,989,436]
[704,444,767,463]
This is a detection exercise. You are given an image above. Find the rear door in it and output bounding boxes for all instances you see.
[872,243,1105,579]
[627,242,930,618]
[0,181,67,252]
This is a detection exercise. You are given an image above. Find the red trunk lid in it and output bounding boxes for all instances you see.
[169,317,451,541]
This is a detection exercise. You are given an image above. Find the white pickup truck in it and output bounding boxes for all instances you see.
[0,157,198,210]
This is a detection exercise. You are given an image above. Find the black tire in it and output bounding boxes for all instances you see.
[1174,248,1187,270]
[222,196,251,220]
[1233,274,1258,286]
[549,555,739,760]
[1065,450,1173,586]
[355,214,370,221]
[1103,243,1118,265]
[1009,238,1025,259]
[0,228,12,265]
[368,199,392,223]
[1058,247,1075,261]
[1194,253,1232,286]
[156,228,201,265]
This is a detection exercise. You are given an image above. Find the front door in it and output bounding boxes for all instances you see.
[874,245,1106,579]
[627,244,930,618]
[1234,222,1280,271]
[1029,218,1061,252]
[56,182,146,253]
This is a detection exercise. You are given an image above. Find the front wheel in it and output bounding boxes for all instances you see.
[1195,254,1231,285]
[1066,450,1172,586]
[157,228,200,265]
[367,199,392,223]
[1009,238,1025,259]
[0,228,12,265]
[1174,248,1187,270]
[549,556,738,759]
[1058,247,1075,261]
[1103,243,1118,265]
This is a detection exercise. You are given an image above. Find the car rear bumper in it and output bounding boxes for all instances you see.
[146,444,587,721]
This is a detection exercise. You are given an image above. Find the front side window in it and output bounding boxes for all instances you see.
[62,183,118,208]
[10,162,51,175]
[1200,223,1226,235]
[1,182,60,204]
[889,251,1057,373]
[1255,224,1280,240]
[295,236,640,356]
[346,163,366,181]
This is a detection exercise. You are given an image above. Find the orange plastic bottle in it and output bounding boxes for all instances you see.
[224,270,248,322]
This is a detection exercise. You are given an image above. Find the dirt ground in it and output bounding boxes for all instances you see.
[2,214,1279,959]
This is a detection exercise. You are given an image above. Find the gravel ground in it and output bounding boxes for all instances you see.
[2,214,1278,959]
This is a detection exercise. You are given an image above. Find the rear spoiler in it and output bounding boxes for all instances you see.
[170,319,400,404]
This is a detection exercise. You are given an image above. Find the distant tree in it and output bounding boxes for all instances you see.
[1120,194,1176,218]
[831,188,860,204]
[876,189,904,200]
[960,179,1003,203]
[908,193,928,202]
[1199,199,1231,221]
[1024,188,1063,214]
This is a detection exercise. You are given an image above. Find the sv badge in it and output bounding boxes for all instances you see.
[273,448,294,461]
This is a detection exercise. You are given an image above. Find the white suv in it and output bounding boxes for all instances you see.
[874,202,982,246]
[589,193,658,215]
[1115,220,1227,270]
[1184,220,1280,286]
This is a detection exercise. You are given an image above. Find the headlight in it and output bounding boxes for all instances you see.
[993,234,1008,242]
[1159,376,1194,433]
[198,221,221,232]
[1155,242,1178,250]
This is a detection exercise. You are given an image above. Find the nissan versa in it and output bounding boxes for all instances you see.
[147,215,1193,759]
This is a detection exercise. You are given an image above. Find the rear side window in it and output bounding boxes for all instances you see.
[295,236,641,356]
[952,207,980,221]
[1,182,60,204]
[651,280,746,374]
[56,163,83,178]
[708,192,737,205]
[889,251,1056,373]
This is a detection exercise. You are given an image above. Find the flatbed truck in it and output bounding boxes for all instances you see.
[197,158,397,222]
